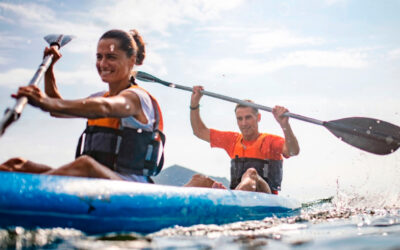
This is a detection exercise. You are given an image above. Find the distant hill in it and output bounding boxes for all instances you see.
[153,164,230,188]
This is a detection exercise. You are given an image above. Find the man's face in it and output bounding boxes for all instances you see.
[235,107,260,139]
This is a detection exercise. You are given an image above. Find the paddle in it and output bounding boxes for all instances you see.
[0,34,74,136]
[135,71,400,155]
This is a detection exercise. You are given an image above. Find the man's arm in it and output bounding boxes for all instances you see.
[272,106,300,157]
[190,86,210,142]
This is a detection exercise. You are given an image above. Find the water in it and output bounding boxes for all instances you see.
[1,193,400,249]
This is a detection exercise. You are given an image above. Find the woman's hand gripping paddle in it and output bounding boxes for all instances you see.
[0,34,74,136]
[136,71,400,155]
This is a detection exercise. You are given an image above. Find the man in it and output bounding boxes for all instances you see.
[184,86,300,194]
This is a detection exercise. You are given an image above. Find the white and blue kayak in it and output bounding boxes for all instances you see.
[0,172,300,234]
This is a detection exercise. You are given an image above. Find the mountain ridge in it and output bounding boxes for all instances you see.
[152,164,230,188]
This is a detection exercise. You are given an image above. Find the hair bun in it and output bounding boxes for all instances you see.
[129,29,138,37]
[130,29,146,65]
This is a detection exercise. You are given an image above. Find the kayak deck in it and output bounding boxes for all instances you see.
[0,172,300,234]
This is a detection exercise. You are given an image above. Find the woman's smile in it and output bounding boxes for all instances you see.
[96,38,134,85]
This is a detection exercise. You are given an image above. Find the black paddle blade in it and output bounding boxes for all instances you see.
[324,117,400,155]
[0,109,19,135]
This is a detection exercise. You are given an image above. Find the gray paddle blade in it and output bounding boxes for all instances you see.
[136,71,159,82]
[324,117,400,155]
[44,34,74,48]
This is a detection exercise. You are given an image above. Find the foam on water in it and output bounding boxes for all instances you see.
[1,191,400,249]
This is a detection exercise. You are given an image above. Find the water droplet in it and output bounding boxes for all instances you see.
[366,130,371,135]
[82,100,86,104]
[125,104,130,110]
[171,84,176,88]
[386,136,394,144]
[369,126,372,130]
[137,128,142,133]
[376,120,381,124]
[110,44,115,52]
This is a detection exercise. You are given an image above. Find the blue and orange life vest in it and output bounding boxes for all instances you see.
[75,84,165,176]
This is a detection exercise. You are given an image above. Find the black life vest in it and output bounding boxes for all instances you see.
[75,85,165,176]
[230,157,283,191]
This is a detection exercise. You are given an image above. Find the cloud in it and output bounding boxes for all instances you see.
[139,49,169,76]
[55,68,100,86]
[275,49,368,68]
[0,14,14,24]
[388,48,400,60]
[324,0,348,6]
[0,56,6,65]
[89,0,244,35]
[198,26,324,53]
[0,62,166,89]
[0,67,99,88]
[0,68,35,88]
[1,1,244,36]
[0,1,244,55]
[0,32,32,49]
[0,2,103,54]
[209,49,369,74]
[0,2,54,22]
[247,29,324,53]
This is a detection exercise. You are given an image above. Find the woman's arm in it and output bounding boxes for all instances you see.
[44,47,63,99]
[13,86,142,119]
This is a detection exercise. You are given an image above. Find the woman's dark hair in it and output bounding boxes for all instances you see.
[100,29,146,65]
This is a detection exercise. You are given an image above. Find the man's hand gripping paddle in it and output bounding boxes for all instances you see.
[0,34,74,136]
[136,71,400,155]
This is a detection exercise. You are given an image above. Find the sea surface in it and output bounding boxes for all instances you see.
[1,191,400,250]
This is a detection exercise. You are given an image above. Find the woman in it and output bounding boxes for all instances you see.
[0,29,165,183]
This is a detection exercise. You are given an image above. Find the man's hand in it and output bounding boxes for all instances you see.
[273,105,300,157]
[191,85,204,108]
[272,105,289,128]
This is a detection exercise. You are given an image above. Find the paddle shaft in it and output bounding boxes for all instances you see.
[161,80,324,126]
[136,71,400,154]
[163,82,400,144]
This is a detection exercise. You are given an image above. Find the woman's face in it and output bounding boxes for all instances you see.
[96,38,135,85]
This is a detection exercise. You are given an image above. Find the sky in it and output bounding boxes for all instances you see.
[0,0,399,202]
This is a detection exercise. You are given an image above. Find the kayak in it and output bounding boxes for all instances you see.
[0,172,300,234]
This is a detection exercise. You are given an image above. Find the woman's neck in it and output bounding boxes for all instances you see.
[108,80,131,96]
